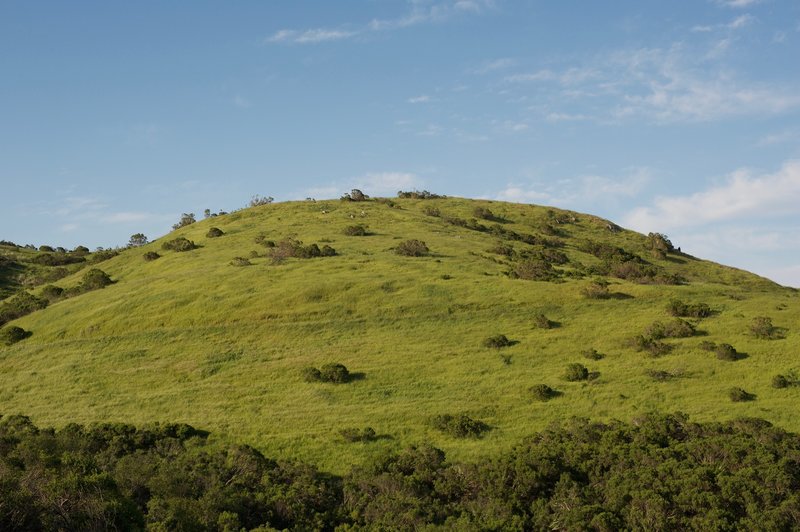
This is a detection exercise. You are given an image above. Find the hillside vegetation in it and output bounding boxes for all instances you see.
[0,195,798,473]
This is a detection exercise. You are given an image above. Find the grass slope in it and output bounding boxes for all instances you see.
[1,197,798,473]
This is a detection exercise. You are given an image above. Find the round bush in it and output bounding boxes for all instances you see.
[230,257,252,267]
[729,387,755,402]
[143,251,161,261]
[564,363,589,382]
[301,367,322,383]
[162,237,197,252]
[715,343,739,361]
[396,239,429,257]
[206,227,224,238]
[530,384,558,401]
[319,363,351,383]
[483,334,512,348]
[582,349,604,360]
[0,326,30,346]
[40,284,64,302]
[81,269,113,290]
[431,414,489,438]
[772,375,790,389]
[343,225,368,236]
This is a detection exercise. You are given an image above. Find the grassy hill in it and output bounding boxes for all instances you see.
[1,195,798,473]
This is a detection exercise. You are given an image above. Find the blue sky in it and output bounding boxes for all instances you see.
[2,1,799,286]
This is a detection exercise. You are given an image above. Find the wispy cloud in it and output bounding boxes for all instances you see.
[625,160,800,231]
[266,0,493,45]
[407,95,432,104]
[232,95,251,108]
[713,0,762,8]
[301,171,423,199]
[471,57,516,74]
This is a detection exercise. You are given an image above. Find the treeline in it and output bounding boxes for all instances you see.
[1,413,799,530]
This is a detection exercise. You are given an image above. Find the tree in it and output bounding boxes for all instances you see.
[172,213,196,230]
[249,195,274,207]
[128,233,148,248]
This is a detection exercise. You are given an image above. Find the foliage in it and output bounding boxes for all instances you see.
[397,190,444,199]
[230,257,251,267]
[666,299,711,318]
[249,195,274,207]
[40,284,64,302]
[268,238,336,263]
[715,343,740,361]
[161,237,197,252]
[172,212,196,230]
[343,224,369,236]
[482,334,512,348]
[422,206,441,217]
[341,189,368,201]
[533,313,555,329]
[87,249,119,264]
[206,227,224,238]
[142,251,160,261]
[512,259,556,281]
[80,269,113,291]
[30,252,85,266]
[582,348,604,360]
[339,427,377,442]
[729,387,755,402]
[628,335,673,356]
[750,316,780,339]
[530,384,558,401]
[128,233,148,247]
[303,363,352,383]
[644,319,696,340]
[395,239,429,257]
[563,363,589,381]
[645,368,684,381]
[0,325,30,346]
[0,291,48,326]
[581,279,612,299]
[473,206,495,220]
[772,374,790,389]
[430,413,489,438]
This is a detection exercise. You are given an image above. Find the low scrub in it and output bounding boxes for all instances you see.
[0,291,48,326]
[430,413,489,438]
[533,313,555,329]
[302,363,352,383]
[343,224,369,236]
[339,427,377,443]
[729,387,756,402]
[230,257,252,267]
[628,335,673,357]
[511,259,556,281]
[80,269,113,291]
[530,384,559,401]
[582,348,604,360]
[206,227,224,238]
[0,325,31,346]
[395,239,429,257]
[666,299,711,318]
[161,237,197,252]
[563,363,589,382]
[581,280,612,299]
[644,319,695,340]
[143,251,160,261]
[482,334,512,348]
[268,239,336,263]
[645,368,685,382]
[750,316,781,339]
[397,190,444,199]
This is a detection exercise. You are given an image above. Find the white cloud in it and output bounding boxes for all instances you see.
[546,112,588,122]
[471,57,516,75]
[301,172,422,199]
[727,14,754,29]
[266,1,493,45]
[713,0,762,8]
[756,129,800,146]
[408,95,432,104]
[232,95,251,108]
[625,160,800,232]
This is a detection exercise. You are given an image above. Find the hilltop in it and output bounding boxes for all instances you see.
[0,194,798,473]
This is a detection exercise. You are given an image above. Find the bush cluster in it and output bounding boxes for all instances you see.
[644,319,696,340]
[563,363,589,381]
[729,387,756,402]
[395,239,429,257]
[511,259,556,281]
[700,341,741,361]
[206,227,224,238]
[666,299,711,318]
[581,279,612,299]
[645,368,684,382]
[0,325,30,346]
[343,224,368,236]
[397,190,444,199]
[430,413,489,438]
[628,335,673,357]
[339,427,377,443]
[268,239,336,263]
[530,384,559,401]
[302,363,352,383]
[750,316,780,339]
[482,334,512,348]
[143,251,160,261]
[161,237,197,252]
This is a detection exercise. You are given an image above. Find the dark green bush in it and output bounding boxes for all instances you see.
[564,363,589,381]
[395,239,429,257]
[343,225,368,236]
[0,291,48,326]
[643,319,695,340]
[422,206,440,217]
[161,237,197,252]
[473,206,494,220]
[430,413,489,438]
[772,374,790,389]
[715,343,739,361]
[398,190,443,199]
[482,334,512,348]
[320,245,336,257]
[0,325,30,346]
[40,284,64,302]
[81,269,113,291]
[628,335,673,356]
[88,249,119,264]
[533,313,554,329]
[582,348,604,360]
[581,280,612,299]
[729,387,755,402]
[530,384,558,401]
[667,299,711,318]
[340,427,377,442]
[304,363,352,383]
[512,259,556,281]
[302,367,322,382]
[230,257,251,267]
[750,316,780,339]
[143,251,160,261]
[206,227,224,238]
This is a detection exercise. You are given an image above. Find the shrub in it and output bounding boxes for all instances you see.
[320,245,336,257]
[483,334,512,348]
[666,299,711,318]
[628,335,673,357]
[564,363,589,382]
[230,257,251,267]
[341,189,368,201]
[143,251,160,261]
[581,280,612,299]
[398,190,444,199]
[81,269,113,291]
[249,195,274,207]
[582,348,604,360]
[161,237,197,252]
[422,206,440,217]
[40,284,64,302]
[530,384,558,401]
[340,427,377,443]
[0,291,48,325]
[750,316,779,339]
[396,239,429,257]
[0,326,30,346]
[254,233,275,247]
[512,259,556,281]
[473,207,494,220]
[729,387,755,402]
[772,375,790,389]
[304,363,352,383]
[88,249,119,264]
[172,213,196,230]
[430,413,489,438]
[533,313,554,329]
[344,224,368,236]
[715,343,739,361]
[644,319,695,340]
[206,227,224,238]
[301,367,322,382]
[488,243,514,257]
[645,369,683,382]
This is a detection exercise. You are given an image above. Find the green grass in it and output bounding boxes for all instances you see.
[1,197,798,473]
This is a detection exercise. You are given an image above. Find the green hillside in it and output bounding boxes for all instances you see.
[1,195,798,473]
